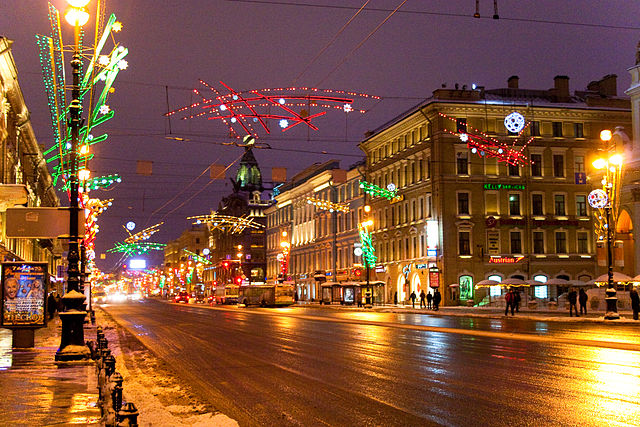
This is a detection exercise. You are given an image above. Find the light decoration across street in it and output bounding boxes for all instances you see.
[36,6,128,189]
[359,180,398,200]
[123,222,164,244]
[106,242,166,258]
[306,197,350,213]
[440,112,533,165]
[358,220,376,268]
[183,249,212,265]
[188,212,265,234]
[166,80,380,139]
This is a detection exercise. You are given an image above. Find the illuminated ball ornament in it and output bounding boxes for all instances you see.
[588,189,609,209]
[354,247,363,257]
[504,112,525,134]
[387,183,397,192]
[126,221,136,231]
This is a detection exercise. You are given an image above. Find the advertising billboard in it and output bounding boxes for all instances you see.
[1,262,48,328]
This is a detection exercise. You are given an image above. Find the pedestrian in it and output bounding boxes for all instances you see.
[410,291,417,308]
[630,286,640,321]
[393,291,398,305]
[47,292,57,320]
[419,290,426,308]
[426,292,433,309]
[504,289,515,316]
[55,292,64,313]
[578,288,588,315]
[433,289,441,311]
[513,289,521,313]
[568,288,578,317]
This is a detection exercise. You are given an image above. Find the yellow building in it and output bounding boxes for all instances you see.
[359,75,631,306]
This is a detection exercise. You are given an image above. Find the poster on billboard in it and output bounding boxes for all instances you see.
[1,262,48,328]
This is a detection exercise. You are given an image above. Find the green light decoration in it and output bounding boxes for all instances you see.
[106,242,166,258]
[358,222,377,268]
[36,7,128,189]
[63,173,122,191]
[183,249,212,265]
[359,181,398,200]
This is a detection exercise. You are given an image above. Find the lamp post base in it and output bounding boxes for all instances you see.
[55,290,90,361]
[604,287,620,320]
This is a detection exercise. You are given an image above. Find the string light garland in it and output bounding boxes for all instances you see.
[188,212,265,234]
[106,241,166,257]
[166,80,379,139]
[306,196,350,213]
[183,249,212,265]
[359,180,398,200]
[123,222,164,244]
[358,221,376,268]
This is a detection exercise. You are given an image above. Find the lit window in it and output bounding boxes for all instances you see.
[534,285,548,299]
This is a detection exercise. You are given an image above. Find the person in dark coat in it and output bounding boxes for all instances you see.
[630,287,640,321]
[578,288,588,315]
[568,288,579,317]
[47,292,57,320]
[410,291,417,308]
[419,290,426,308]
[504,289,515,316]
[55,293,64,312]
[426,292,433,309]
[513,290,521,312]
[433,289,441,311]
[393,291,398,305]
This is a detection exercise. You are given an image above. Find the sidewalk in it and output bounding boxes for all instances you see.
[297,301,640,323]
[0,316,100,426]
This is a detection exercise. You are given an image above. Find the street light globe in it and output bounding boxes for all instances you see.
[600,129,612,142]
[65,7,90,26]
[67,0,90,7]
[78,169,91,181]
[281,231,287,237]
[592,158,607,170]
[609,154,623,166]
[364,205,371,213]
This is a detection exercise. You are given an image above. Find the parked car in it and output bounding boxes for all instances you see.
[173,291,190,303]
[194,293,205,303]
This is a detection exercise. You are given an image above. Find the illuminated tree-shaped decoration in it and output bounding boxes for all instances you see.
[36,5,128,189]
[123,222,164,244]
[359,181,398,200]
[439,112,533,165]
[106,242,166,258]
[188,212,264,234]
[358,221,376,268]
[306,197,350,213]
[166,80,380,139]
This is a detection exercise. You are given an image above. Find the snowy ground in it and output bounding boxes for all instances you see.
[96,308,238,427]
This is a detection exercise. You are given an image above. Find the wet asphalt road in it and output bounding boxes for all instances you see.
[104,299,640,427]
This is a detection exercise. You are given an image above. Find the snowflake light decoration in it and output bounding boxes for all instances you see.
[504,111,525,134]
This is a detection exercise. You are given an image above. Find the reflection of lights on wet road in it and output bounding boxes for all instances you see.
[0,329,13,369]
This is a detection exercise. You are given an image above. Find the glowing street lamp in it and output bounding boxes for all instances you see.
[589,129,624,320]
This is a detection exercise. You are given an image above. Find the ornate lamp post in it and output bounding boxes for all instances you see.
[590,129,623,320]
[56,0,91,361]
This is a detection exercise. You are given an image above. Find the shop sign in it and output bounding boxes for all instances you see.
[488,256,525,264]
[487,230,500,255]
[1,262,48,328]
[374,265,386,273]
[483,183,525,191]
[415,264,427,269]
[428,267,440,288]
[427,248,438,257]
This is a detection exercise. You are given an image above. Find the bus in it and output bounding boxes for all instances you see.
[238,283,295,307]
[211,284,239,304]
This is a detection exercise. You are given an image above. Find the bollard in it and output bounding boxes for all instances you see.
[104,354,116,378]
[96,326,104,343]
[90,310,96,325]
[117,402,139,427]
[110,372,124,416]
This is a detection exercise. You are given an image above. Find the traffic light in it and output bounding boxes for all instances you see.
[235,276,242,285]
[222,261,229,269]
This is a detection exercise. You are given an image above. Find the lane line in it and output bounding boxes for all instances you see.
[177,303,640,352]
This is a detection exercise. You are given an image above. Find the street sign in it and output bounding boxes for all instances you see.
[6,208,85,238]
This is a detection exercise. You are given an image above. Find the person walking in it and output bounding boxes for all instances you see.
[410,291,417,308]
[433,289,441,311]
[426,292,433,309]
[419,290,426,308]
[504,289,515,316]
[630,286,640,321]
[568,288,579,317]
[514,289,521,313]
[578,288,588,315]
[393,291,398,305]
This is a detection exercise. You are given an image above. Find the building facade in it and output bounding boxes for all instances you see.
[0,37,62,286]
[359,75,631,306]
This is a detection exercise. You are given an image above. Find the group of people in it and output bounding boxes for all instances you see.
[504,288,522,316]
[567,288,589,317]
[408,289,441,310]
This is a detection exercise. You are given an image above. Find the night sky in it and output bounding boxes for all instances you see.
[2,0,639,271]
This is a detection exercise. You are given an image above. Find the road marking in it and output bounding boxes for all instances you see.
[188,303,640,352]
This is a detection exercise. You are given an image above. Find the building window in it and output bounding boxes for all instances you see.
[574,123,584,138]
[459,231,471,255]
[530,121,541,136]
[457,192,470,215]
[534,285,548,299]
[531,154,543,177]
[577,231,589,253]
[532,194,544,216]
[553,154,564,177]
[552,122,563,137]
[509,194,521,216]
[574,155,585,173]
[576,195,587,217]
[510,231,522,254]
[533,231,545,254]
[508,163,519,177]
[554,195,566,216]
[457,152,468,175]
[555,231,567,253]
[485,192,498,215]
[485,157,498,175]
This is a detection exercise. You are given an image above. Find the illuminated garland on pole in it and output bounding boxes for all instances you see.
[359,181,398,200]
[306,197,350,213]
[358,221,376,268]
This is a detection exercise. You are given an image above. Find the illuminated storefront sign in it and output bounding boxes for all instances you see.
[488,256,525,264]
[459,275,473,300]
[428,267,440,288]
[483,183,525,191]
[1,262,48,328]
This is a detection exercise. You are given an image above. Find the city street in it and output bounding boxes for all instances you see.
[104,299,640,426]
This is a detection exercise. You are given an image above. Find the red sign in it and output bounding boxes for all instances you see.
[488,256,525,264]
[429,269,440,288]
[485,216,497,228]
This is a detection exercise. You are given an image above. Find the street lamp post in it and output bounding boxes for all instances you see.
[591,129,623,320]
[56,0,91,361]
